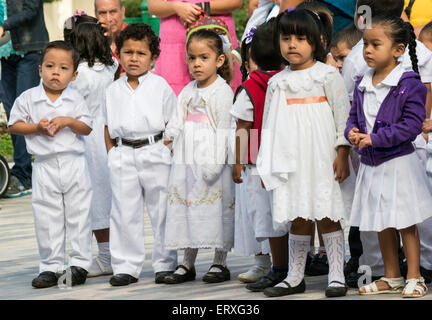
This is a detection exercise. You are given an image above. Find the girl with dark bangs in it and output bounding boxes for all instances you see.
[68,22,119,279]
[256,8,352,298]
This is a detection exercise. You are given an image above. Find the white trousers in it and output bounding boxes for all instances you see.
[108,141,177,278]
[32,153,93,274]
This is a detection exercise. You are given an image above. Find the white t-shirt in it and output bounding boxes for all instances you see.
[231,89,254,122]
[103,71,177,140]
[8,84,92,157]
[342,39,432,101]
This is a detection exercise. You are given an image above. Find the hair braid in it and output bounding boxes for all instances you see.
[405,22,419,74]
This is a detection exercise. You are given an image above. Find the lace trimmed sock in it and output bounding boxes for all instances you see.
[322,230,345,288]
[175,248,198,275]
[97,242,111,267]
[209,248,228,272]
[276,234,311,288]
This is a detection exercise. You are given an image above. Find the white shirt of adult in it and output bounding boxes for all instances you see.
[8,83,92,157]
[103,71,177,140]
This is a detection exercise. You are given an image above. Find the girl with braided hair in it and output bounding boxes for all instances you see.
[346,14,432,298]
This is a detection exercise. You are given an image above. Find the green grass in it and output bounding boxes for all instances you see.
[233,0,250,41]
[0,134,13,162]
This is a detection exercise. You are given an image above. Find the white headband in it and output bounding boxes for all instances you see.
[219,34,232,53]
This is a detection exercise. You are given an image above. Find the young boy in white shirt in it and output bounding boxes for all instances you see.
[8,41,94,288]
[103,23,178,286]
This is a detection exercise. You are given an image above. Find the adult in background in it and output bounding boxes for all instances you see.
[95,0,127,67]
[0,0,49,198]
[148,0,243,95]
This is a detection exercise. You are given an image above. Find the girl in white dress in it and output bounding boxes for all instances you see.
[68,20,118,277]
[163,28,235,284]
[346,15,432,298]
[256,9,351,297]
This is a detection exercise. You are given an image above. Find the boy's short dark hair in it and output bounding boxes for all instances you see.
[356,0,404,17]
[40,41,80,71]
[251,18,284,71]
[330,24,363,49]
[420,21,432,41]
[115,23,160,58]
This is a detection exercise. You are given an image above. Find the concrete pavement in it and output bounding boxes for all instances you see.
[0,194,430,301]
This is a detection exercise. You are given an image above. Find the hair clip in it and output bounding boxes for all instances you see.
[73,9,87,23]
[245,27,256,45]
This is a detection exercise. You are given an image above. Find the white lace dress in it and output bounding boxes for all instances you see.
[164,77,235,250]
[257,62,351,232]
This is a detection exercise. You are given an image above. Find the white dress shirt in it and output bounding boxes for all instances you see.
[103,71,177,140]
[8,83,92,157]
[357,63,406,134]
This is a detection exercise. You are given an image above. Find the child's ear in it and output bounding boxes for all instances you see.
[38,65,42,77]
[393,43,406,59]
[71,70,78,81]
[216,53,226,69]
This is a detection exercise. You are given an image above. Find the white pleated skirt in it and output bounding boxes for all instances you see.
[350,152,432,232]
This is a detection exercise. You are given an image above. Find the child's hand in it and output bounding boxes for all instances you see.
[333,146,350,183]
[163,139,173,151]
[358,133,372,150]
[422,132,429,143]
[422,119,432,134]
[232,164,244,184]
[37,118,54,137]
[348,128,360,146]
[49,116,72,136]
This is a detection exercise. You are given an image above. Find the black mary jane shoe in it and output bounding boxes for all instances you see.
[246,269,287,292]
[325,281,348,297]
[109,273,138,286]
[263,279,306,297]
[202,264,231,283]
[32,271,59,289]
[155,271,174,284]
[164,265,196,284]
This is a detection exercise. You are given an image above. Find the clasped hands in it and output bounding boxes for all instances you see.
[37,117,71,137]
[348,128,372,150]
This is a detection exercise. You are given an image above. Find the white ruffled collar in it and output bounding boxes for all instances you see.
[272,61,337,92]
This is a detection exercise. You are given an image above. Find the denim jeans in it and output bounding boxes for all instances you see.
[1,52,41,188]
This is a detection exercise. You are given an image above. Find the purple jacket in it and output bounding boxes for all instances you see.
[344,71,427,166]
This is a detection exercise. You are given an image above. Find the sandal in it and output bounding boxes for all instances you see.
[402,277,428,298]
[359,276,404,295]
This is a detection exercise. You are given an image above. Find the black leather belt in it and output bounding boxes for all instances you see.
[117,132,163,149]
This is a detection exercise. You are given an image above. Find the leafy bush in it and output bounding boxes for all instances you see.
[233,0,249,41]
[124,0,142,17]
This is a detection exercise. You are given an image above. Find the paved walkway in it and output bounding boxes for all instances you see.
[0,194,430,301]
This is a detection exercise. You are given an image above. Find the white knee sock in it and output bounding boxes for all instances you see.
[175,248,198,275]
[97,242,111,267]
[322,230,345,288]
[276,234,311,288]
[209,248,228,272]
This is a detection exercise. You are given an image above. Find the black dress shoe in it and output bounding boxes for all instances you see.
[68,266,88,286]
[155,271,174,284]
[246,269,287,292]
[202,264,230,283]
[325,281,348,297]
[32,271,59,289]
[305,253,329,276]
[109,273,138,286]
[344,257,359,276]
[263,279,306,297]
[164,265,196,284]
